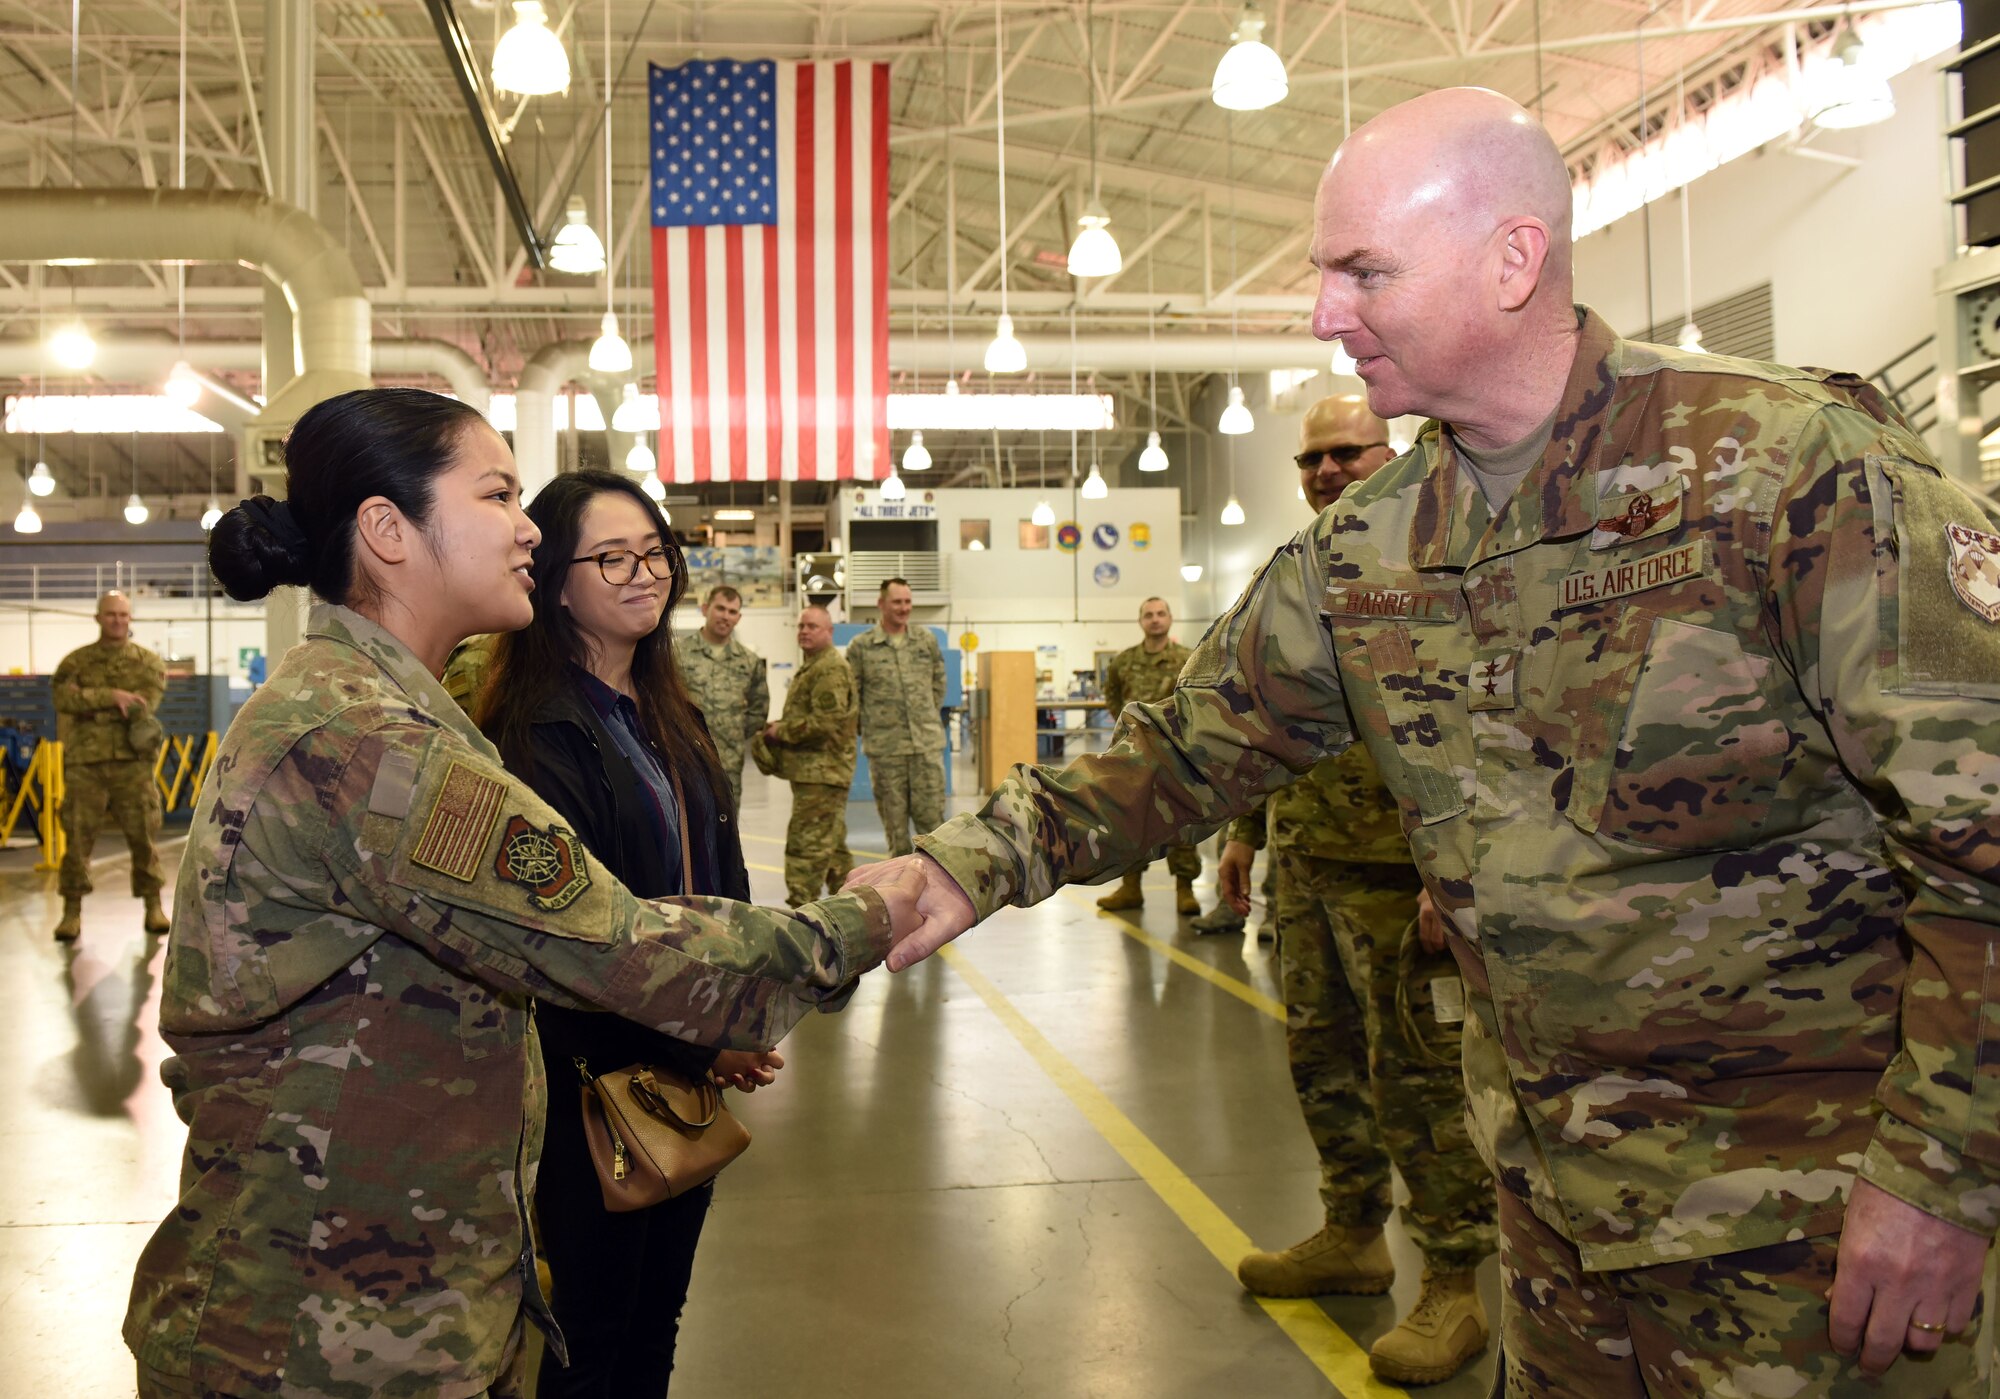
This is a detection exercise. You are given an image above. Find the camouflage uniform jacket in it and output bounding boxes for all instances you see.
[766,646,857,785]
[125,604,892,1397]
[919,306,2000,1272]
[1101,639,1189,715]
[847,625,946,758]
[52,637,166,764]
[1226,745,1409,865]
[676,629,769,763]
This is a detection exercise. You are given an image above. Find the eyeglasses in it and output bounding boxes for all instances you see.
[571,544,680,585]
[1294,443,1388,470]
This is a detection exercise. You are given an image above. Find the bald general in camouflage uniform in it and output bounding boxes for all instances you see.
[127,604,896,1399]
[1228,397,1495,1385]
[848,578,947,857]
[52,590,169,942]
[676,584,768,812]
[761,606,858,907]
[891,89,2000,1397]
[1094,597,1200,915]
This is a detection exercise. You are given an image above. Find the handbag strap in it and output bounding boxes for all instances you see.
[668,768,697,896]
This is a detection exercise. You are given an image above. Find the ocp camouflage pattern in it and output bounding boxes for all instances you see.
[1100,637,1189,716]
[1226,743,1409,864]
[763,645,857,786]
[919,305,2000,1273]
[676,628,769,807]
[125,604,892,1397]
[53,635,166,764]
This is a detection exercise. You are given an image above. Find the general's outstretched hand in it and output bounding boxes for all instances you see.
[846,854,976,971]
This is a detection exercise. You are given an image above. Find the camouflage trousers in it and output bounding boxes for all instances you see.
[868,750,945,856]
[59,757,164,900]
[1497,1179,1982,1398]
[784,781,853,906]
[1115,843,1202,883]
[1274,849,1495,1272]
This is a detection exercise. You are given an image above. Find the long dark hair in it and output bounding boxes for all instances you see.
[210,387,486,604]
[477,471,719,796]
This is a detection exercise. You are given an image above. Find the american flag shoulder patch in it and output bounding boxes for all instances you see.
[410,760,506,883]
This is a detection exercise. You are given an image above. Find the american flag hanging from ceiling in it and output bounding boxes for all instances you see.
[648,59,890,483]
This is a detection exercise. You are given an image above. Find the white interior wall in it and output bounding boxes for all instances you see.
[0,602,265,683]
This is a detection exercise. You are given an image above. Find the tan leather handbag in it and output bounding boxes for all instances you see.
[573,768,750,1212]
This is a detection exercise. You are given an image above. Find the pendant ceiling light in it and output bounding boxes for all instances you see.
[1220,115,1254,436]
[123,492,149,525]
[1138,196,1169,472]
[985,0,1026,373]
[586,3,628,373]
[1066,2,1122,278]
[610,382,653,431]
[164,359,202,408]
[1138,431,1169,472]
[590,311,633,373]
[13,502,42,534]
[641,473,667,502]
[1809,24,1895,130]
[492,1,569,97]
[1218,384,1253,434]
[880,469,907,502]
[1677,322,1704,351]
[1081,460,1108,499]
[1219,495,1246,526]
[200,498,223,531]
[1180,563,1203,583]
[624,436,656,474]
[1212,4,1287,112]
[1030,498,1056,527]
[27,461,54,497]
[49,319,95,370]
[549,197,607,275]
[902,430,933,472]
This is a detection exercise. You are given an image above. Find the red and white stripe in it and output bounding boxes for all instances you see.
[650,61,890,483]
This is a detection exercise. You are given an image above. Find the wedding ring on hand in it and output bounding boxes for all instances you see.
[1909,1318,1948,1335]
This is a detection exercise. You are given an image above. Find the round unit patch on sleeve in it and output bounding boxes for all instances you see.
[493,816,593,911]
[1947,522,2000,623]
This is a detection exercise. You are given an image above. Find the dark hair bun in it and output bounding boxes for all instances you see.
[209,495,314,601]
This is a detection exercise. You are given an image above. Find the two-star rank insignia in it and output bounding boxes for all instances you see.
[494,816,593,911]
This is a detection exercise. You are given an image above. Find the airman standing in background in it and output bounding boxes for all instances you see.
[848,577,947,856]
[51,590,168,942]
[677,584,769,811]
[1096,597,1200,915]
[1226,396,1495,1386]
[761,606,858,906]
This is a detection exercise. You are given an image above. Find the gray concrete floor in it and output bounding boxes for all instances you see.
[0,758,1482,1397]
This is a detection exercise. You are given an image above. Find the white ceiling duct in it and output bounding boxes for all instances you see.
[0,189,370,428]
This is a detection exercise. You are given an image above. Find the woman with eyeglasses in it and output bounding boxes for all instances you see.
[128,393,919,1399]
[475,470,772,1397]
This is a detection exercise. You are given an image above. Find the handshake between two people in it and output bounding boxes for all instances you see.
[845,855,978,972]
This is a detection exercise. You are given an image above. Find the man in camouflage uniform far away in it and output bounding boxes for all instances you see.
[758,605,858,907]
[676,583,769,812]
[1226,395,1495,1385]
[52,590,169,942]
[848,577,948,856]
[1094,597,1201,916]
[862,87,2000,1396]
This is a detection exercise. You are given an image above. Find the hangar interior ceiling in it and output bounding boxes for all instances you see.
[0,0,1906,502]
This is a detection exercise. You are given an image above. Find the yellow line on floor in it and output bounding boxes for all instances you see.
[938,943,1407,1399]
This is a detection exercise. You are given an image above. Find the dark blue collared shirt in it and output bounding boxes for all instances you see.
[573,667,683,894]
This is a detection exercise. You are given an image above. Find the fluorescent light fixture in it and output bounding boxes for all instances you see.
[27,461,55,496]
[1080,461,1108,499]
[492,0,569,97]
[713,508,756,521]
[200,498,223,530]
[641,473,667,502]
[5,394,223,434]
[123,493,150,525]
[1219,496,1246,526]
[1030,498,1056,527]
[1180,563,1203,583]
[1212,4,1287,111]
[902,430,932,472]
[1066,203,1123,278]
[548,197,607,275]
[589,311,633,374]
[984,313,1027,374]
[610,382,657,431]
[164,360,203,408]
[49,320,96,370]
[1218,384,1254,435]
[1138,431,1169,472]
[623,438,656,474]
[880,471,907,502]
[13,502,41,534]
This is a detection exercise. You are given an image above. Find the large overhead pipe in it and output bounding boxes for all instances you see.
[0,189,371,430]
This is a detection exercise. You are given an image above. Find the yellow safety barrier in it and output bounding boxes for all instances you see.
[155,731,218,813]
[0,739,65,870]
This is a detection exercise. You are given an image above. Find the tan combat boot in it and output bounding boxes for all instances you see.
[143,894,170,934]
[1095,872,1145,912]
[1368,1269,1489,1385]
[1236,1222,1394,1297]
[52,899,81,943]
[1189,902,1246,936]
[1174,878,1201,916]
